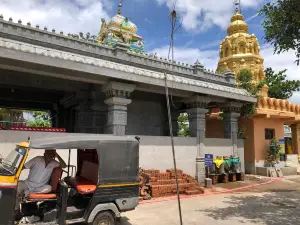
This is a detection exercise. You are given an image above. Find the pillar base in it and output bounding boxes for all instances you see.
[196,156,205,184]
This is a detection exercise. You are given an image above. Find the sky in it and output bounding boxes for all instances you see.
[0,0,299,103]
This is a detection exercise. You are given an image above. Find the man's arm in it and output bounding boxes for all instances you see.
[55,153,67,169]
[24,156,39,169]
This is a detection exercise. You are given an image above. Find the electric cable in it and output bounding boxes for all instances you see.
[164,3,183,224]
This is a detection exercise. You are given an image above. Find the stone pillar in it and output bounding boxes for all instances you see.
[220,102,243,155]
[102,82,136,136]
[50,109,58,128]
[74,91,92,133]
[185,96,210,184]
[171,110,180,136]
[50,103,60,128]
[290,124,300,154]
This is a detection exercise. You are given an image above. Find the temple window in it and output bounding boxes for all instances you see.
[225,47,229,57]
[239,44,246,54]
[254,45,258,54]
[265,128,275,140]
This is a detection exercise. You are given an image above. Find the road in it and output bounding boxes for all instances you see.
[118,176,300,225]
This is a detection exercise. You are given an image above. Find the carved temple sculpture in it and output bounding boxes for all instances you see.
[97,9,145,54]
[216,8,268,97]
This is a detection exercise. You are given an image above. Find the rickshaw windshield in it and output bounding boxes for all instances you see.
[0,146,26,176]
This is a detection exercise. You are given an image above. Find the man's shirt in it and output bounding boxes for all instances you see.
[24,156,60,190]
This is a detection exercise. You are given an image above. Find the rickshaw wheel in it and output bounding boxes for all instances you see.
[93,211,115,225]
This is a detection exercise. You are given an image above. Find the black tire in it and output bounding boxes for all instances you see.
[92,211,115,225]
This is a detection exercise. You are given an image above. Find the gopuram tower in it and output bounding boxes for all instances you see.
[216,8,268,97]
[214,8,300,174]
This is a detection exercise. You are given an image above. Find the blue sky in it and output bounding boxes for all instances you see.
[0,0,299,103]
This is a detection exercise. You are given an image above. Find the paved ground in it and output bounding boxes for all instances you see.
[117,176,300,225]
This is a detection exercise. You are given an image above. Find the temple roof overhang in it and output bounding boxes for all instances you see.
[0,16,240,89]
[256,97,300,122]
[0,36,256,103]
[0,16,257,104]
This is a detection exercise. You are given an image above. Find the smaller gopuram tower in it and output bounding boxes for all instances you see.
[97,1,145,54]
[216,8,268,97]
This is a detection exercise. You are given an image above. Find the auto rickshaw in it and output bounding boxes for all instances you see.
[0,135,140,225]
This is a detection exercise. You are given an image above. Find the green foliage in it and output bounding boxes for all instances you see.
[265,138,281,167]
[26,111,51,127]
[0,108,25,128]
[236,69,262,118]
[0,108,24,122]
[177,113,190,137]
[264,67,300,99]
[259,0,300,65]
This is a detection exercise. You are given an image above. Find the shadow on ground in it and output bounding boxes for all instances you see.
[197,190,300,225]
[117,217,133,225]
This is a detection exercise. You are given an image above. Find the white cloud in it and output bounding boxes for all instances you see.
[260,44,300,80]
[155,0,264,32]
[150,45,219,70]
[260,44,300,104]
[0,0,111,35]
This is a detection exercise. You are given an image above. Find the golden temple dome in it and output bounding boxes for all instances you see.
[227,8,249,35]
[216,8,269,97]
[107,14,138,34]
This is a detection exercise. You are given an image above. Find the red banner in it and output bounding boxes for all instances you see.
[8,126,66,132]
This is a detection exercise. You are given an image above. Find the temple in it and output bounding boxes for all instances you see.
[216,9,300,174]
[0,8,256,182]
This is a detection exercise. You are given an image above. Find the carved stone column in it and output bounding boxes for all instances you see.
[185,96,210,184]
[50,108,58,128]
[290,124,300,154]
[220,102,243,155]
[103,82,136,136]
[171,110,180,136]
[74,91,92,133]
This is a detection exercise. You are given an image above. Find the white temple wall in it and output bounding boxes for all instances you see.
[0,131,244,178]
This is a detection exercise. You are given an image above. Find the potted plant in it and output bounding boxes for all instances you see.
[264,138,281,167]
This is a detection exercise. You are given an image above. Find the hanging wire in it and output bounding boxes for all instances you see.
[164,2,184,224]
[166,6,183,110]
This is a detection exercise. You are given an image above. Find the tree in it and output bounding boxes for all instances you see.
[236,69,263,118]
[177,113,190,137]
[0,108,25,128]
[26,111,52,127]
[235,69,263,139]
[259,0,300,65]
[264,67,300,99]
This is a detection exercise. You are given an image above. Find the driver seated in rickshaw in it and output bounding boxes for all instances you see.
[15,149,66,211]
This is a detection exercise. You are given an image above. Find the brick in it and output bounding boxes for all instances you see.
[150,177,157,182]
[184,190,202,195]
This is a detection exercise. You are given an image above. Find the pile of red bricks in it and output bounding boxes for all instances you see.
[143,168,204,198]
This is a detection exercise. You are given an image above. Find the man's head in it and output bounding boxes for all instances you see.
[44,149,56,161]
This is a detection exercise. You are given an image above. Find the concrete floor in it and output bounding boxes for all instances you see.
[117,176,300,225]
